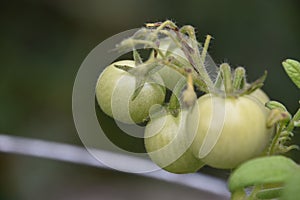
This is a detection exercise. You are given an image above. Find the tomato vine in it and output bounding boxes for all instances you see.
[96,20,300,199]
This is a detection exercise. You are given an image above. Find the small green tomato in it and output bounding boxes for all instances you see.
[187,93,273,169]
[95,60,165,124]
[149,38,187,90]
[144,110,204,173]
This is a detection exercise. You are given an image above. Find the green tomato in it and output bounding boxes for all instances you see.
[95,60,166,124]
[157,66,185,91]
[187,94,273,169]
[250,88,270,105]
[149,38,187,90]
[144,110,205,173]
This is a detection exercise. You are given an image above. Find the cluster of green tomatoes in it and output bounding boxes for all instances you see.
[95,21,274,174]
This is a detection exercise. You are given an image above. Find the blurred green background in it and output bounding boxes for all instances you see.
[0,0,299,199]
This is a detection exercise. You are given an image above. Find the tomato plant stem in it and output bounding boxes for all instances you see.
[201,35,212,62]
[175,26,214,90]
[286,108,300,132]
[268,123,284,155]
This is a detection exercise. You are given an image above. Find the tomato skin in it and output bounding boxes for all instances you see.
[250,88,270,105]
[157,67,185,90]
[95,60,166,124]
[187,94,273,169]
[144,111,204,173]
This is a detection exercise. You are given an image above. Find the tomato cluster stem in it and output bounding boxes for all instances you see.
[117,20,267,100]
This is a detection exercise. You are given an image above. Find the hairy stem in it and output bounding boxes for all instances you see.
[286,108,300,132]
[201,35,212,62]
[268,123,284,155]
[233,67,246,91]
[220,63,233,95]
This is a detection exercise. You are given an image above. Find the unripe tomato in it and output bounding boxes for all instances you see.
[144,110,204,173]
[250,88,270,105]
[95,60,166,124]
[149,38,187,90]
[187,94,273,169]
[158,67,185,91]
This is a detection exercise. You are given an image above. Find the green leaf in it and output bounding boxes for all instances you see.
[255,187,283,199]
[281,169,300,200]
[228,156,299,193]
[292,108,300,125]
[294,120,300,127]
[282,59,300,89]
[265,101,288,112]
[231,189,247,200]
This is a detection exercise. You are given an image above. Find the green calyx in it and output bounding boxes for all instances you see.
[114,50,164,101]
[116,20,268,104]
[211,63,267,98]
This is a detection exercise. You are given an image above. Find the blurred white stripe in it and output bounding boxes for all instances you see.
[0,134,230,198]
